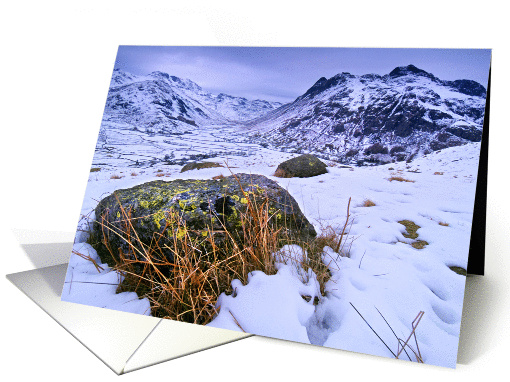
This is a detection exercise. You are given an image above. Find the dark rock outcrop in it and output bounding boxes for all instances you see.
[91,174,316,267]
[274,154,328,178]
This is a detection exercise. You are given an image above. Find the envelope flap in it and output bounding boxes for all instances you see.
[7,264,161,374]
[124,319,251,373]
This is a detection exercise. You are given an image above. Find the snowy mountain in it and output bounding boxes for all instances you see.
[212,93,283,122]
[245,65,487,164]
[102,65,487,166]
[102,69,282,134]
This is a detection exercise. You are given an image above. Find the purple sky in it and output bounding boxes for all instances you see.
[114,46,491,103]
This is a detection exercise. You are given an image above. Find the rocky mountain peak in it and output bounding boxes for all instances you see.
[299,73,356,100]
[147,71,203,92]
[388,64,437,80]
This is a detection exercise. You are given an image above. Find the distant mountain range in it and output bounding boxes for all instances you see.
[103,69,282,133]
[102,65,487,164]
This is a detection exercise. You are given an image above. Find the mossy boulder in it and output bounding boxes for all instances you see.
[180,161,222,173]
[274,154,328,178]
[91,173,316,267]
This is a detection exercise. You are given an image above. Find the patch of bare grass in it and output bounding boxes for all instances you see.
[388,176,415,183]
[362,199,376,207]
[411,240,428,249]
[398,220,428,249]
[110,174,124,180]
[399,220,420,240]
[303,197,355,295]
[273,168,291,178]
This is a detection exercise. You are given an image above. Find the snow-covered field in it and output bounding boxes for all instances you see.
[62,122,480,368]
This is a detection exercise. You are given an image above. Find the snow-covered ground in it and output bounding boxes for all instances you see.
[62,122,480,368]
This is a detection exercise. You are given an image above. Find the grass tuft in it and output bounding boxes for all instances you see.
[411,240,429,250]
[90,183,354,324]
[92,179,355,324]
[362,199,376,207]
[389,176,415,183]
[273,168,292,178]
[106,191,279,324]
[110,174,124,179]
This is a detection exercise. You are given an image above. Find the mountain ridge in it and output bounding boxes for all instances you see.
[103,69,283,134]
[244,64,487,164]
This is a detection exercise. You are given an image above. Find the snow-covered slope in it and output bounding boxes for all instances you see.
[245,65,487,164]
[211,93,282,122]
[65,139,480,368]
[102,69,282,134]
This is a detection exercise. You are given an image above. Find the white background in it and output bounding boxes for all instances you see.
[1,1,508,380]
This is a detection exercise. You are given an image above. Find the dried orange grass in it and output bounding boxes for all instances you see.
[92,175,354,324]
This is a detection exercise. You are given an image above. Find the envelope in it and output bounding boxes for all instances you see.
[6,233,250,375]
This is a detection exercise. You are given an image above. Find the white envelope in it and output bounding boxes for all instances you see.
[6,230,250,375]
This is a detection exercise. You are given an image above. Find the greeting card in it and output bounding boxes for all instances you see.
[61,46,490,368]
